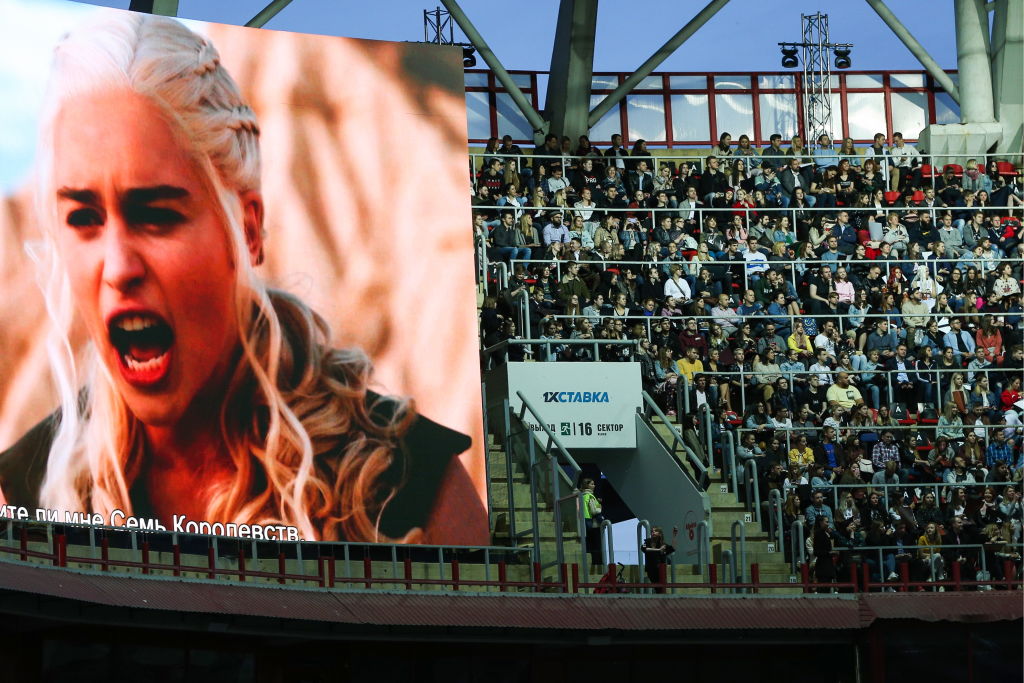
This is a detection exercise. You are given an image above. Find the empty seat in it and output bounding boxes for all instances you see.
[911,190,925,202]
[919,164,936,178]
[883,191,900,205]
[996,161,1019,176]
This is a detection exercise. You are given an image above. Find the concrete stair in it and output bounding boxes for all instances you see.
[648,418,800,595]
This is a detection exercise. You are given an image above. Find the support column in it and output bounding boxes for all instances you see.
[991,0,1023,157]
[954,0,995,123]
[544,0,598,144]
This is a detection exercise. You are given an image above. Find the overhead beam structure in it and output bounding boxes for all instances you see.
[246,0,297,29]
[863,0,960,104]
[587,0,731,129]
[441,0,547,138]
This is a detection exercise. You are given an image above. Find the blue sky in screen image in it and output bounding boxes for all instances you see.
[1,0,959,192]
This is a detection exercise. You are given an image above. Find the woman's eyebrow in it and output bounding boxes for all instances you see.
[56,187,98,204]
[124,185,190,203]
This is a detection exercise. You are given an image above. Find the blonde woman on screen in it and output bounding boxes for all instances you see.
[0,13,473,543]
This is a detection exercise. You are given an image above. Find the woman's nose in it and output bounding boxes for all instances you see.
[101,224,146,292]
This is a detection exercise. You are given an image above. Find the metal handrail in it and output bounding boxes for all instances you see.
[599,519,614,567]
[695,519,712,582]
[791,519,807,574]
[730,519,747,586]
[722,548,735,591]
[635,519,652,588]
[675,373,691,418]
[744,459,761,524]
[722,429,738,494]
[641,391,709,489]
[768,489,784,547]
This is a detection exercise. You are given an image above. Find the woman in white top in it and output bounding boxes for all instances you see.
[663,265,691,301]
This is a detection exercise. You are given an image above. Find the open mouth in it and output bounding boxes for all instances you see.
[108,312,175,387]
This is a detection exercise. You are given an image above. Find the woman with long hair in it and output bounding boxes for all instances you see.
[0,14,474,544]
[810,166,839,208]
[945,373,971,418]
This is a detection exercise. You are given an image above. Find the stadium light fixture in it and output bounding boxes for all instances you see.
[833,47,852,69]
[780,46,799,69]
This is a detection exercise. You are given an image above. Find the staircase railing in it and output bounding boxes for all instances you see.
[639,391,709,490]
[512,390,584,575]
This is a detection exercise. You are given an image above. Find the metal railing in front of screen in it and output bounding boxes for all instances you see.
[0,518,547,593]
[640,390,709,490]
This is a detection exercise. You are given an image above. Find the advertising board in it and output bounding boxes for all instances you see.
[506,362,642,449]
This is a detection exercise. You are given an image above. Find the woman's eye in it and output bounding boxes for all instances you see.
[127,207,185,226]
[67,208,102,228]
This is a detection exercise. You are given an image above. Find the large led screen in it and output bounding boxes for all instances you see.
[0,1,486,545]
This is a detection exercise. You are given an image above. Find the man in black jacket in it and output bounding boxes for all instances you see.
[779,156,812,207]
[698,155,728,204]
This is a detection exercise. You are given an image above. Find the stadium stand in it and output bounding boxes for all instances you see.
[477,135,1023,597]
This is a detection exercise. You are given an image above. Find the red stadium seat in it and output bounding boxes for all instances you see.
[919,164,936,178]
[943,164,963,177]
[996,161,1019,176]
[911,190,925,202]
[884,191,900,205]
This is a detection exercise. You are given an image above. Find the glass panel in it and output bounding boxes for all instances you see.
[508,73,532,89]
[464,72,489,88]
[845,91,887,141]
[757,75,795,89]
[946,72,959,86]
[759,93,798,142]
[635,76,662,90]
[626,94,666,141]
[589,94,621,142]
[714,94,754,140]
[495,93,533,141]
[465,91,491,140]
[670,94,710,143]
[592,74,619,90]
[934,92,960,125]
[670,75,707,90]
[891,91,928,138]
[845,74,883,88]
[891,73,926,88]
[714,75,751,90]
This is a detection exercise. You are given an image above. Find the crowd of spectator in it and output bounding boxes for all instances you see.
[476,130,1023,588]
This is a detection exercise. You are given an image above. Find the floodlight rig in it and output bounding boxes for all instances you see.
[778,12,854,150]
[423,6,477,68]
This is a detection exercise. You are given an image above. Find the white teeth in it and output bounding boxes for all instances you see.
[115,315,161,332]
[123,351,168,372]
